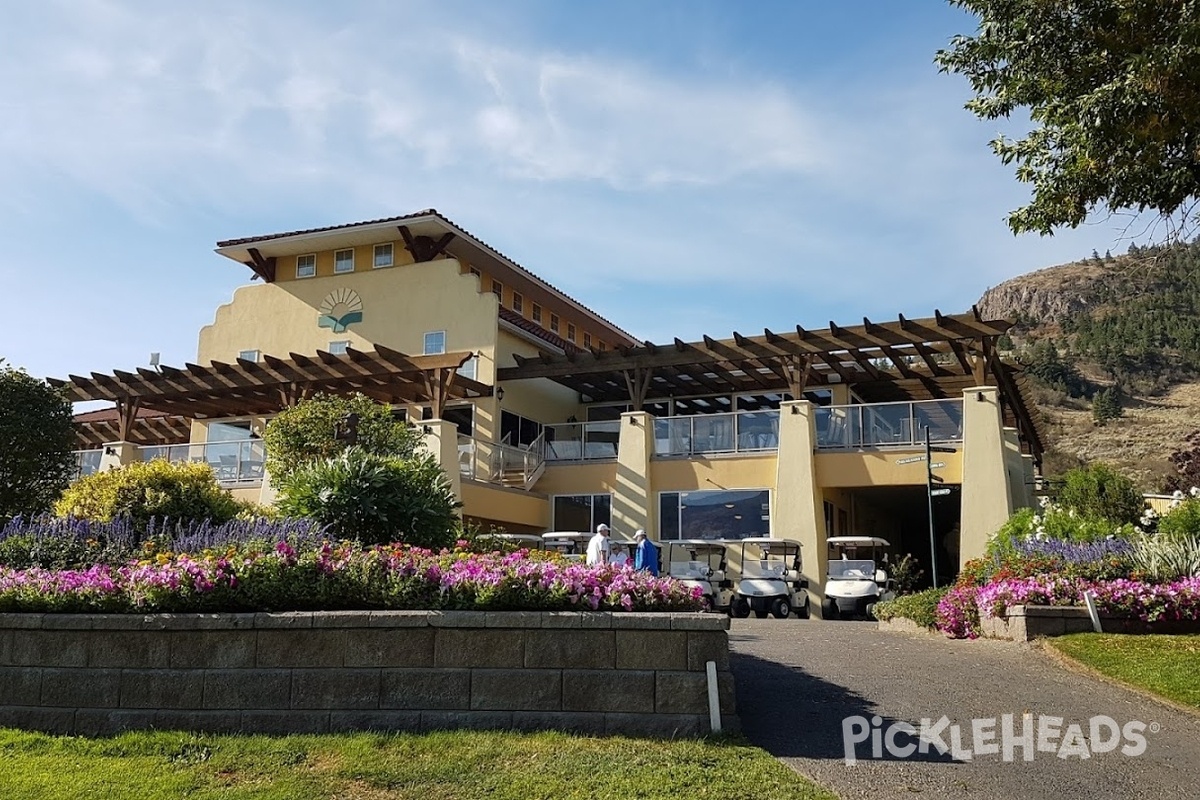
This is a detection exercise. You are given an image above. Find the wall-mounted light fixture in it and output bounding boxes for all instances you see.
[976,390,986,402]
[103,445,117,456]
[790,405,801,414]
[495,386,505,402]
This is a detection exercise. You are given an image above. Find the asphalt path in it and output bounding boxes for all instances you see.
[728,618,1200,800]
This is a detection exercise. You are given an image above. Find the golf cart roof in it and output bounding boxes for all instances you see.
[667,539,730,550]
[487,533,544,544]
[542,531,634,543]
[736,537,802,548]
[827,536,891,547]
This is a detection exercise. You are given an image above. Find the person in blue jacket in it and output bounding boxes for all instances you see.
[633,529,659,576]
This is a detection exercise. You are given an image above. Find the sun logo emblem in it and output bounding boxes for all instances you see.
[317,288,364,333]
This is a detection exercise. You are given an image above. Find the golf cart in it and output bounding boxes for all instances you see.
[727,537,810,619]
[480,533,546,551]
[822,536,896,619]
[541,531,634,564]
[665,539,734,613]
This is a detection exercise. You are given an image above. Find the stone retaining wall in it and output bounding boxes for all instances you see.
[0,611,736,737]
[981,605,1200,641]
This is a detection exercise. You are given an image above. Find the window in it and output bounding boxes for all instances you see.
[552,494,611,533]
[598,341,606,352]
[501,410,542,447]
[658,490,771,541]
[296,254,316,278]
[442,405,474,437]
[469,266,481,278]
[823,500,835,538]
[532,303,542,324]
[512,292,524,314]
[328,340,350,355]
[238,349,259,363]
[334,249,354,273]
[423,330,446,355]
[550,313,560,333]
[373,243,393,268]
[459,355,478,381]
[583,332,592,349]
[492,279,503,299]
[566,323,576,342]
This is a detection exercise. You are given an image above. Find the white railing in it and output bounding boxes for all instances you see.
[543,421,620,462]
[72,449,103,479]
[140,439,267,484]
[458,432,546,491]
[653,410,780,458]
[815,399,963,449]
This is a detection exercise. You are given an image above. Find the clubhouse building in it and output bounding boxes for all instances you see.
[55,210,1043,607]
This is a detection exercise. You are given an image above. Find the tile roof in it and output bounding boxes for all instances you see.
[498,306,582,356]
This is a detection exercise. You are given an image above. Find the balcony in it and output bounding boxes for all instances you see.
[815,399,963,450]
[140,439,266,484]
[543,421,620,462]
[653,410,780,458]
[71,449,103,479]
[458,434,546,491]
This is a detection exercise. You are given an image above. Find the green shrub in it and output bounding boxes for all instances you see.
[0,363,76,521]
[871,587,948,628]
[988,507,1134,559]
[1156,497,1200,541]
[1056,463,1143,525]
[54,460,242,530]
[275,447,459,548]
[262,393,422,486]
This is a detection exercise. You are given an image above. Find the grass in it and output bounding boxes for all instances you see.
[1048,634,1200,710]
[0,728,837,800]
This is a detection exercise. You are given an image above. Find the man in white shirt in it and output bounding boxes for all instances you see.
[585,523,611,566]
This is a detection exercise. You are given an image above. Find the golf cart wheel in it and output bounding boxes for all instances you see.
[771,598,791,619]
[821,599,838,619]
[797,597,811,619]
[730,597,751,618]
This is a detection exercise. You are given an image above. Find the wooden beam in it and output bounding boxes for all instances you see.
[246,248,277,282]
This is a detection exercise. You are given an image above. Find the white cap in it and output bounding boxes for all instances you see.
[634,529,647,538]
[597,523,610,533]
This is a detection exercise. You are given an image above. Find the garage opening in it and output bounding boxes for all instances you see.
[829,486,962,588]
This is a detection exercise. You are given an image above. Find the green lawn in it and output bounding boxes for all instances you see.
[0,728,836,800]
[1049,634,1200,709]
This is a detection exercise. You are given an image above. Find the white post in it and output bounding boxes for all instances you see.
[1083,590,1103,633]
[705,660,722,734]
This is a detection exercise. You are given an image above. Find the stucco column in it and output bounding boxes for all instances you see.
[614,411,653,538]
[99,441,140,472]
[959,387,1013,565]
[422,419,463,509]
[775,400,828,616]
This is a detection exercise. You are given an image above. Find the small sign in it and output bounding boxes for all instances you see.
[896,456,926,465]
[930,488,952,496]
[931,446,958,453]
[929,461,945,469]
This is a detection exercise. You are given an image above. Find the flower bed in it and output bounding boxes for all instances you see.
[0,541,703,614]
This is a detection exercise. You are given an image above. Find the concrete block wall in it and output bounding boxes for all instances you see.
[980,605,1200,641]
[0,611,736,737]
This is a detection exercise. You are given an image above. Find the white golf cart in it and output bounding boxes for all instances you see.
[541,531,634,564]
[726,537,810,619]
[479,533,546,551]
[665,539,734,613]
[822,536,896,619]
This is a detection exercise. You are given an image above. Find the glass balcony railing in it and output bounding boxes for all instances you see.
[543,421,621,462]
[140,439,267,484]
[71,449,103,479]
[653,410,780,458]
[815,399,963,449]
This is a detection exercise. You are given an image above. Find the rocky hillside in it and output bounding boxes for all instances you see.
[976,242,1200,490]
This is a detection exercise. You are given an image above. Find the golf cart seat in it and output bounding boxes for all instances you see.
[742,560,787,579]
[670,560,713,579]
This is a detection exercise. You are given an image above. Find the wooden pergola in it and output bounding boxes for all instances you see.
[497,309,1046,461]
[72,408,192,448]
[53,346,488,443]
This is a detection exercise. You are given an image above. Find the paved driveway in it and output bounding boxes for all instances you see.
[729,619,1200,800]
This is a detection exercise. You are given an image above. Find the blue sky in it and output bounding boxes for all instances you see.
[1,0,1138,382]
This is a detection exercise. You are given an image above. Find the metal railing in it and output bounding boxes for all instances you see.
[543,421,620,462]
[458,432,546,490]
[71,449,103,479]
[140,439,267,484]
[653,410,780,457]
[815,399,963,449]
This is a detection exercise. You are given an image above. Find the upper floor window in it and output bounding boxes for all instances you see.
[492,279,503,299]
[296,254,316,279]
[512,292,524,314]
[424,330,447,355]
[328,340,350,355]
[583,332,593,349]
[469,266,481,278]
[567,323,577,342]
[334,249,354,273]
[550,313,560,334]
[532,303,543,324]
[459,355,478,381]
[373,243,393,268]
[598,341,606,352]
[238,349,260,363]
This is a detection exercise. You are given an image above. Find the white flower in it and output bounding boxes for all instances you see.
[1035,531,1049,542]
[1173,490,1185,500]
[1190,486,1200,498]
[1038,496,1051,508]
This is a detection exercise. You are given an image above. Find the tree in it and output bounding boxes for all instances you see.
[0,362,76,521]
[936,1,1200,238]
[1056,463,1144,526]
[262,393,422,486]
[1091,387,1124,425]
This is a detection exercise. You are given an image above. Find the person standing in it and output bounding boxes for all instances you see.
[586,523,611,566]
[633,529,659,576]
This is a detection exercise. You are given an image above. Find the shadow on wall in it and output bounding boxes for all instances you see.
[729,648,957,763]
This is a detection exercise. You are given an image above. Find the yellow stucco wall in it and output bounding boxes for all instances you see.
[495,329,583,428]
[460,482,550,529]
[650,456,778,493]
[274,240,418,283]
[815,450,964,487]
